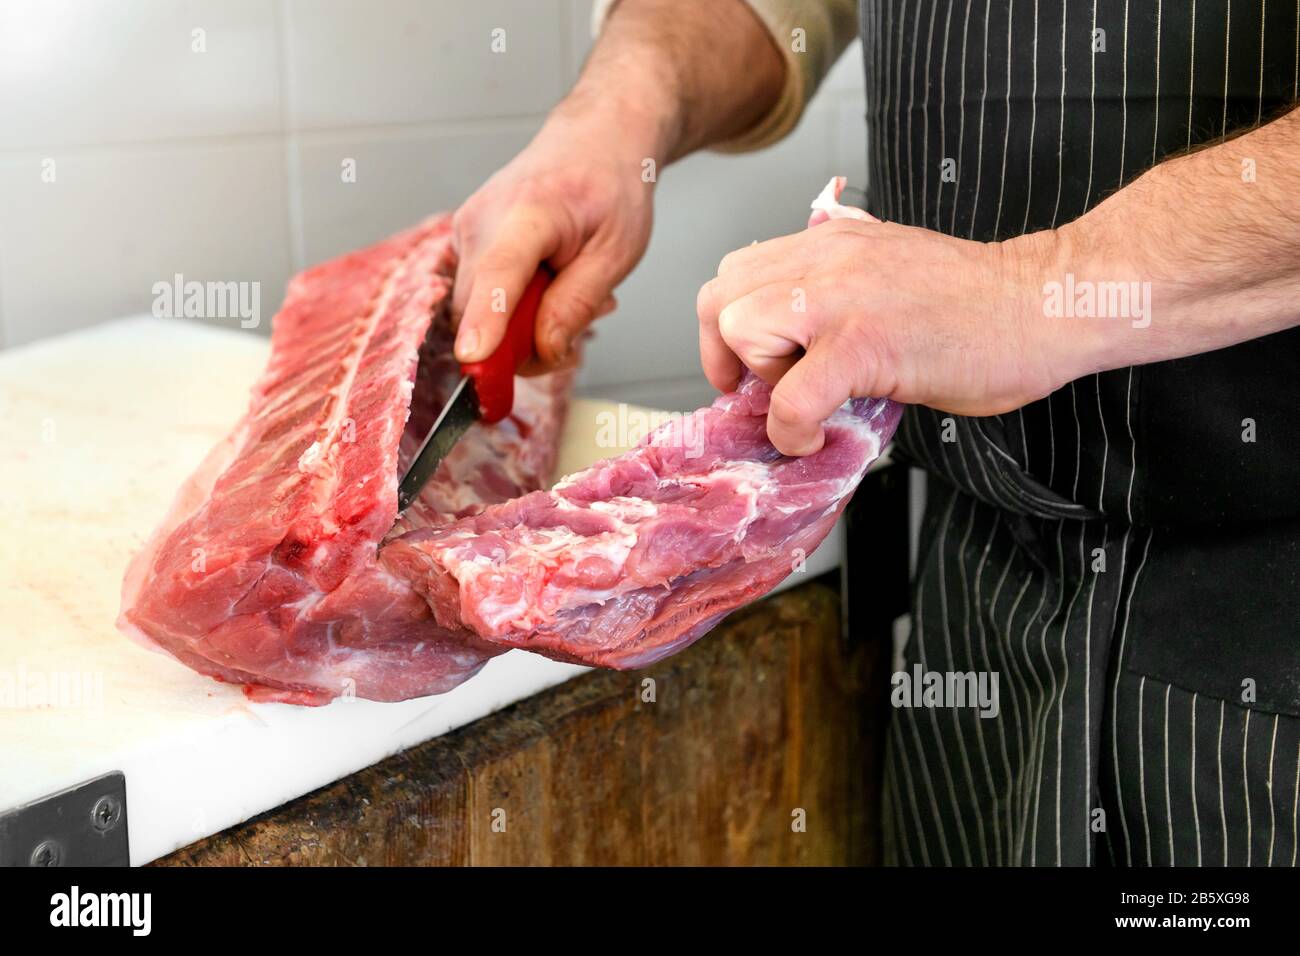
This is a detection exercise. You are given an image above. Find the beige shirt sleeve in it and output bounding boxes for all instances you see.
[591,0,860,153]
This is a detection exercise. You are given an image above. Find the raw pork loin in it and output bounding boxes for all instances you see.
[119,179,900,704]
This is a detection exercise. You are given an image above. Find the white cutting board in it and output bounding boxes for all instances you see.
[0,316,841,864]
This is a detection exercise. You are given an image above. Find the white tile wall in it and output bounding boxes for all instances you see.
[293,122,541,267]
[0,0,281,150]
[0,141,292,346]
[280,0,571,130]
[0,0,867,407]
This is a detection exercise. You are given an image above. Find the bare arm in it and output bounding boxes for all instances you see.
[570,0,787,162]
[451,0,785,368]
[1051,106,1300,378]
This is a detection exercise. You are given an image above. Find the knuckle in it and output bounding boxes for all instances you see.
[564,285,601,316]
[696,281,719,320]
[548,291,597,330]
[716,303,746,342]
[511,176,550,205]
[768,384,816,428]
[826,326,884,385]
[474,247,519,277]
[452,196,490,235]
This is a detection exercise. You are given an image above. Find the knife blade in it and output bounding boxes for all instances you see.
[396,267,552,514]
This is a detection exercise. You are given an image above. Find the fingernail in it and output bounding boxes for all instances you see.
[549,329,569,359]
[458,328,479,359]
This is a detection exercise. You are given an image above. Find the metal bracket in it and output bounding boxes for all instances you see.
[0,772,129,867]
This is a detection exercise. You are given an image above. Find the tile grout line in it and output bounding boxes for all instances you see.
[0,114,554,163]
[273,0,306,275]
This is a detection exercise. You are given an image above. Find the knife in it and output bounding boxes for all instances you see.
[396,267,552,513]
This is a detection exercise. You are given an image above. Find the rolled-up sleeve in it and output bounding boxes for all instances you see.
[590,0,860,153]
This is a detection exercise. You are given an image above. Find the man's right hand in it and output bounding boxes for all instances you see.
[450,97,657,372]
[448,0,786,375]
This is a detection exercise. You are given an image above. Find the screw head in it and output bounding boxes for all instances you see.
[91,795,122,832]
[30,840,60,867]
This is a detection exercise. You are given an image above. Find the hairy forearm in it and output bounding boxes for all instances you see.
[1043,107,1300,377]
[557,0,786,164]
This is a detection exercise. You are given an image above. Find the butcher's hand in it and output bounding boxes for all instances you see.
[450,96,654,373]
[696,221,1074,456]
[452,0,786,373]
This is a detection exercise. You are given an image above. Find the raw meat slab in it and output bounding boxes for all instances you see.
[120,180,900,703]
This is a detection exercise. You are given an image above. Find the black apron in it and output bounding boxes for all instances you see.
[860,0,1300,865]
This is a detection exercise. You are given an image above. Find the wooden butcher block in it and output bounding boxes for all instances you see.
[0,317,845,865]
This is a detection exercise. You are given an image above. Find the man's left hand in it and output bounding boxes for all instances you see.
[696,218,1076,456]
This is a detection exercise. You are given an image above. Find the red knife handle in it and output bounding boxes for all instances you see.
[460,267,551,424]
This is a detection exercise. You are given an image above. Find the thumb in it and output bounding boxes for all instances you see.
[766,340,862,457]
